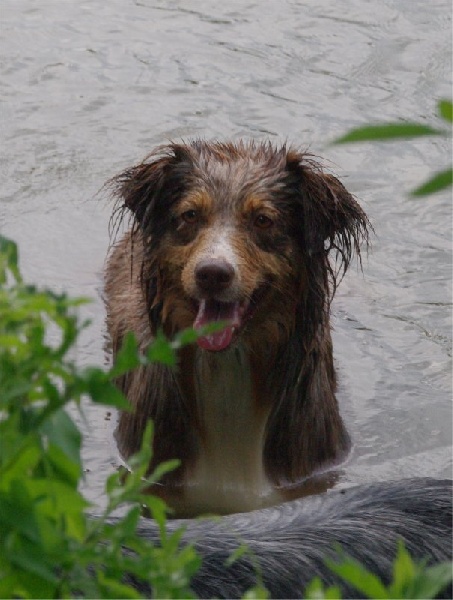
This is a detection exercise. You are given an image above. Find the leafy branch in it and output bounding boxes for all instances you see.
[333,99,452,197]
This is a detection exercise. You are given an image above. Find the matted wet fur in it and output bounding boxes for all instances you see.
[119,478,452,599]
[104,140,370,516]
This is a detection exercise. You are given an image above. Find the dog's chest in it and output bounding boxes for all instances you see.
[185,344,277,513]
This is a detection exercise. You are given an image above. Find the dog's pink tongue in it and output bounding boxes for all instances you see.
[194,299,240,352]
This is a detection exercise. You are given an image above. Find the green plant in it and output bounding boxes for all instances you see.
[0,234,269,599]
[333,99,452,196]
[305,541,452,599]
[0,235,203,598]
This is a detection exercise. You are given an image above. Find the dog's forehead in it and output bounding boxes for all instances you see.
[191,150,287,206]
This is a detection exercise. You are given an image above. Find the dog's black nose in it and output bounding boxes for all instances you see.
[195,259,235,294]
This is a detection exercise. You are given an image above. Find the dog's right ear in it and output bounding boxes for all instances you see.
[109,145,194,231]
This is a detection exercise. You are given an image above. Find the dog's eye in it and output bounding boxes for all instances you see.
[254,214,273,229]
[181,209,199,224]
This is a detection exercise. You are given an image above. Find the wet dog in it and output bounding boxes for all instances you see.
[103,143,451,597]
[104,140,370,515]
[120,478,452,599]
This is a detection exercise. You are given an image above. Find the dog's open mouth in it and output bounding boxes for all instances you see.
[193,298,250,352]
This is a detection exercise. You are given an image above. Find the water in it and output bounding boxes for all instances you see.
[1,0,451,507]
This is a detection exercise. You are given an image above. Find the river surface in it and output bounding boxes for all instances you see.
[1,0,451,509]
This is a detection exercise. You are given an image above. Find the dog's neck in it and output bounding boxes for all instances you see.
[184,343,280,514]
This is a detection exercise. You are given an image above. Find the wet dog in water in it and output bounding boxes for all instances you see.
[104,142,451,597]
[105,140,370,516]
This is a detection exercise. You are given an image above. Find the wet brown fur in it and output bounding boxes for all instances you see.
[104,140,370,512]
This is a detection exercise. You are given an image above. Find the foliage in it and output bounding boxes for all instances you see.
[0,234,268,599]
[304,541,452,599]
[0,234,203,599]
[333,99,452,196]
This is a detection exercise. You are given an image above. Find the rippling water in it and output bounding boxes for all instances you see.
[1,0,451,507]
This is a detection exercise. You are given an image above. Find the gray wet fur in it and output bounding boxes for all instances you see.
[120,477,452,599]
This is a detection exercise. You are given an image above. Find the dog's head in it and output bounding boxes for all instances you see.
[110,141,369,352]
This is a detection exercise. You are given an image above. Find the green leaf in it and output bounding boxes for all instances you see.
[146,331,176,366]
[390,540,416,594]
[81,367,129,409]
[97,571,142,599]
[127,421,154,473]
[41,409,81,467]
[438,99,453,123]
[110,331,140,378]
[225,543,249,567]
[327,556,389,599]
[304,577,342,599]
[29,479,90,515]
[6,532,59,584]
[45,443,82,487]
[114,506,141,538]
[172,322,229,349]
[411,167,453,196]
[242,584,270,599]
[172,327,201,348]
[0,442,42,487]
[140,494,171,529]
[0,493,41,543]
[146,459,180,486]
[105,470,123,496]
[409,561,453,599]
[334,123,443,144]
[0,236,22,284]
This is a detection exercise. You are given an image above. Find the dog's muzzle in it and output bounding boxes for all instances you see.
[192,258,245,352]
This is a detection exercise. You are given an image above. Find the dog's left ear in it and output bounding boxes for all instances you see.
[286,151,370,274]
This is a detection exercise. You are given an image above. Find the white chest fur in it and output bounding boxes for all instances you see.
[185,344,280,514]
